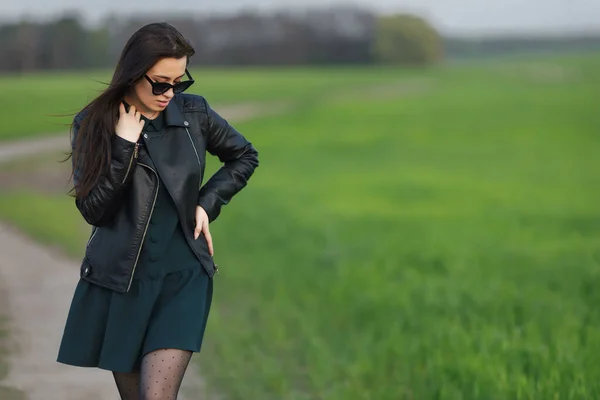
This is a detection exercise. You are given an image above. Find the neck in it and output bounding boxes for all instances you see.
[123,94,158,120]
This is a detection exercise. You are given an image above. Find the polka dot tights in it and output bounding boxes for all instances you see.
[113,348,193,399]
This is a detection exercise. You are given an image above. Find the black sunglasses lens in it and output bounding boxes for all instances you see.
[152,83,171,95]
[173,80,194,94]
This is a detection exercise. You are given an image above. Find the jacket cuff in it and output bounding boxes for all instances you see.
[198,193,218,223]
[111,134,137,165]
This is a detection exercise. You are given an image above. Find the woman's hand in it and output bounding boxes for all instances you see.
[194,206,214,256]
[115,102,145,143]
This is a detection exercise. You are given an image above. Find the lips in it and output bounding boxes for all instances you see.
[157,100,169,107]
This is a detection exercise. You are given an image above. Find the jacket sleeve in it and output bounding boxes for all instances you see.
[197,98,259,222]
[72,117,139,227]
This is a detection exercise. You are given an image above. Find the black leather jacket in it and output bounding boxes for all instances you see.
[72,94,259,293]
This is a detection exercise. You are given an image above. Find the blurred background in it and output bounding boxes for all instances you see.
[0,1,599,399]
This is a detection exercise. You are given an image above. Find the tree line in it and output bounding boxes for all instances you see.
[1,6,599,73]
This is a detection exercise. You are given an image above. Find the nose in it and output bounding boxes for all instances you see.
[162,88,174,99]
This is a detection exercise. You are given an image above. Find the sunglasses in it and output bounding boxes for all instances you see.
[144,69,195,95]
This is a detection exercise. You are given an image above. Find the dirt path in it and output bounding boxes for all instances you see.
[0,136,70,164]
[0,101,283,400]
[0,223,121,399]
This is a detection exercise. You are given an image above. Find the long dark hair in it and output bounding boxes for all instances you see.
[69,22,195,198]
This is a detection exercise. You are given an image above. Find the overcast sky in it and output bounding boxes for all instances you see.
[1,0,599,36]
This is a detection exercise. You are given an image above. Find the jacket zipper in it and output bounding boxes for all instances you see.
[126,161,159,292]
[185,127,201,168]
[186,127,219,276]
[121,143,139,184]
[86,226,98,248]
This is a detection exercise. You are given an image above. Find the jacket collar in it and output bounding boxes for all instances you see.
[164,96,188,127]
[121,98,187,128]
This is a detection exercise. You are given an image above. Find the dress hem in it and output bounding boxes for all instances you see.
[57,343,201,373]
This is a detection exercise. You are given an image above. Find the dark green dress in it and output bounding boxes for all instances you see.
[57,112,213,373]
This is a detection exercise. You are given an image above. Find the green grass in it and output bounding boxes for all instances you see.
[0,65,420,141]
[0,52,599,399]
[0,192,89,256]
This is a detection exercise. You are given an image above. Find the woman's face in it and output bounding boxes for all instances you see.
[132,56,187,115]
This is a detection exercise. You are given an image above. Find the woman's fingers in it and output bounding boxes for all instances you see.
[203,222,214,256]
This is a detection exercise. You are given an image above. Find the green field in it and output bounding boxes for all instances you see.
[0,53,599,399]
[0,66,424,141]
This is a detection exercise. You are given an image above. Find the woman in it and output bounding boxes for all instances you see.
[56,22,259,399]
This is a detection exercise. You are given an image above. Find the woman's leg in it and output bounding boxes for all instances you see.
[139,348,193,399]
[113,371,141,400]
